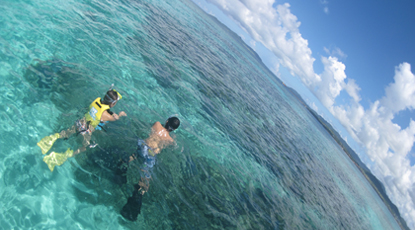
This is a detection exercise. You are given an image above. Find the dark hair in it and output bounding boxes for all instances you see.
[165,117,180,132]
[102,90,118,105]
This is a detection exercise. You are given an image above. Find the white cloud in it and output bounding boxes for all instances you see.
[381,63,415,115]
[344,79,361,103]
[324,46,347,59]
[320,0,329,14]
[311,101,319,112]
[249,39,256,49]
[331,102,365,136]
[201,0,415,228]
[270,59,281,78]
[332,64,415,229]
[205,0,320,87]
[314,56,347,108]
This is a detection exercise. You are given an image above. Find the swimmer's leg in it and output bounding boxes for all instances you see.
[37,133,60,154]
[43,148,73,172]
[120,184,143,221]
[59,125,77,139]
[72,130,93,156]
[113,163,128,185]
[37,123,77,155]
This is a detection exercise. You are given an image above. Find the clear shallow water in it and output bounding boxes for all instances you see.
[0,0,402,229]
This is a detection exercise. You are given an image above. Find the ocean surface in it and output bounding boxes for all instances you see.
[0,0,402,229]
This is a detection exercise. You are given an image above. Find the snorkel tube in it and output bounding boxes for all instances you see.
[103,84,123,104]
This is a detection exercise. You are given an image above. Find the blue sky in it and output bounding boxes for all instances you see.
[192,0,415,228]
[289,0,415,115]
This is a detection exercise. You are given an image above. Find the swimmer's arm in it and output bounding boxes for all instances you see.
[153,147,161,154]
[101,110,127,122]
[138,176,151,195]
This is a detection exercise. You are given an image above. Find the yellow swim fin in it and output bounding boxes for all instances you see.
[37,133,60,154]
[43,148,73,172]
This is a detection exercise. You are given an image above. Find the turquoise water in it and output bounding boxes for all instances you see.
[0,0,402,229]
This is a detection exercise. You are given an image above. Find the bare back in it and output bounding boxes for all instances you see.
[145,122,174,154]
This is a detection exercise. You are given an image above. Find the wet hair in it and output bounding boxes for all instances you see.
[164,117,180,132]
[102,90,118,105]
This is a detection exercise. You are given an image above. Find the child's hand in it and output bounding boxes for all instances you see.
[119,111,127,117]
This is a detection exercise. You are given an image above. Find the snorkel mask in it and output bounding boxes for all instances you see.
[103,84,123,104]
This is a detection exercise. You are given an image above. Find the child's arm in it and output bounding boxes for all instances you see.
[101,110,127,122]
[112,111,127,120]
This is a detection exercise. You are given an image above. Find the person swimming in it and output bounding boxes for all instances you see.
[120,116,180,221]
[37,85,127,171]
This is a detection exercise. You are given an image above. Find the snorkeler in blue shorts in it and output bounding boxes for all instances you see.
[136,139,156,179]
[120,116,180,221]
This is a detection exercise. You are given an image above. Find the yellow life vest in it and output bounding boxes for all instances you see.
[85,97,110,128]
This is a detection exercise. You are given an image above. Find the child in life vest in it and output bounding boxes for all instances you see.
[37,86,127,171]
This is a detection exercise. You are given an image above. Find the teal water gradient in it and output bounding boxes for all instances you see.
[0,0,401,229]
